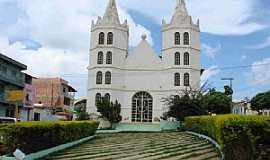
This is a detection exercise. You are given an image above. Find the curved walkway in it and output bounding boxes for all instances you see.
[45,132,220,160]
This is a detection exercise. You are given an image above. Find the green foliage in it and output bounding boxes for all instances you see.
[201,91,231,114]
[185,115,270,160]
[0,121,99,155]
[97,97,122,124]
[251,91,270,113]
[224,85,233,96]
[163,89,208,121]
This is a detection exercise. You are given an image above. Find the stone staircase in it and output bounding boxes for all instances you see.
[45,132,220,160]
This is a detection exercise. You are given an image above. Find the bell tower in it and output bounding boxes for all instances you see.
[161,0,201,88]
[87,0,129,113]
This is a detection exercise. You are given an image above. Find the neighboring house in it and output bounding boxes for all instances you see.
[232,101,257,115]
[21,74,36,121]
[0,53,27,119]
[33,103,64,121]
[87,0,201,123]
[262,110,270,116]
[74,98,87,120]
[233,100,270,116]
[32,78,77,120]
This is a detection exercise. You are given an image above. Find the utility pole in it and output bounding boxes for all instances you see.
[221,78,234,89]
[221,78,234,112]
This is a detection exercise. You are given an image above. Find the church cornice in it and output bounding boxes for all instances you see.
[162,46,200,52]
[88,87,196,93]
[91,25,129,32]
[90,46,128,52]
[87,65,201,72]
[162,25,200,32]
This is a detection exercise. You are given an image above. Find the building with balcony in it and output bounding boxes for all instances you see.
[21,74,36,121]
[32,78,77,120]
[0,53,27,118]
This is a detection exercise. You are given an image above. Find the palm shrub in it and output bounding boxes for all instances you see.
[97,97,122,126]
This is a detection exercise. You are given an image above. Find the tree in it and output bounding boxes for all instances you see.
[163,87,208,121]
[97,97,122,124]
[201,91,231,114]
[74,99,90,120]
[251,91,270,113]
[224,85,233,96]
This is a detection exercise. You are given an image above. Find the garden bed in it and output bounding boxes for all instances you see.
[185,115,270,160]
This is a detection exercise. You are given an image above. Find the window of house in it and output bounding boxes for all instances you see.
[107,32,113,45]
[184,52,189,65]
[184,73,190,86]
[175,32,180,45]
[106,51,112,64]
[184,32,190,45]
[105,71,111,84]
[97,52,103,64]
[99,32,105,45]
[2,66,7,75]
[96,71,102,84]
[174,73,180,86]
[105,93,110,102]
[175,52,180,65]
[95,93,101,106]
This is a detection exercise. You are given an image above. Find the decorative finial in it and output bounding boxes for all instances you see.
[141,34,147,40]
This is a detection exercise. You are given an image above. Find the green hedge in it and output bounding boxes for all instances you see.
[0,120,99,155]
[185,115,270,160]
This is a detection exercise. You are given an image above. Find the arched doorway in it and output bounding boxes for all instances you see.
[131,91,153,122]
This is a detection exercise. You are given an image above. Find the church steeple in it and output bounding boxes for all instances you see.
[176,0,188,15]
[102,0,120,25]
[170,0,190,25]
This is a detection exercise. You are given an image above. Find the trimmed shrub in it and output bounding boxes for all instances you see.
[0,120,99,155]
[185,115,270,160]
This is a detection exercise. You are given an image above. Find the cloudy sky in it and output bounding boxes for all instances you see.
[0,0,270,100]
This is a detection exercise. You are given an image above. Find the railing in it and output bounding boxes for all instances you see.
[0,74,24,87]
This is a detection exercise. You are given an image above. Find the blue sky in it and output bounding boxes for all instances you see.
[0,0,270,101]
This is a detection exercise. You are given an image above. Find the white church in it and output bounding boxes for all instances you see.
[87,0,201,123]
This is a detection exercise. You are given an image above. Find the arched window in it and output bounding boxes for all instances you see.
[105,71,111,84]
[104,93,110,102]
[175,52,180,65]
[98,32,105,45]
[96,71,102,84]
[184,73,190,86]
[132,92,153,122]
[107,32,113,45]
[184,32,189,45]
[174,73,180,86]
[106,51,112,64]
[184,52,189,65]
[97,51,103,64]
[175,32,180,45]
[95,93,101,105]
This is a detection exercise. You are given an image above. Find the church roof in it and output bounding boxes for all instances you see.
[126,35,164,69]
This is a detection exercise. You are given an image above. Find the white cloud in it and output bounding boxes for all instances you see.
[201,43,221,58]
[248,58,270,85]
[246,36,270,50]
[121,0,267,35]
[201,66,221,82]
[0,0,154,97]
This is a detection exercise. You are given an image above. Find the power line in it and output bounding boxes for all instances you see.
[32,62,270,78]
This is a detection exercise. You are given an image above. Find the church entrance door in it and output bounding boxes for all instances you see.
[132,92,153,123]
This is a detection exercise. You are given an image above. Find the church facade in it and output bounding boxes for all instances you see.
[87,0,201,123]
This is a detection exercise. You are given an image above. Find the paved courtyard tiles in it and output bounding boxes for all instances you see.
[44,132,221,160]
